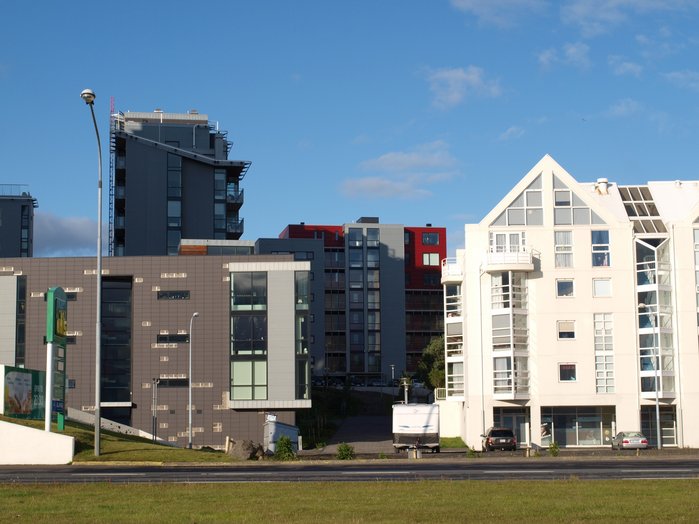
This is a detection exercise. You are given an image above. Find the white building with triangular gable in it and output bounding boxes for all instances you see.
[439,154,699,449]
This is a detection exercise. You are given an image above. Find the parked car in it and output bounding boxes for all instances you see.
[481,427,517,451]
[611,431,649,450]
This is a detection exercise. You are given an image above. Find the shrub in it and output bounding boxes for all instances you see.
[548,441,560,457]
[336,442,355,460]
[274,435,297,461]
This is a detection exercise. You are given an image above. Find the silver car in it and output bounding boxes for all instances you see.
[611,431,649,450]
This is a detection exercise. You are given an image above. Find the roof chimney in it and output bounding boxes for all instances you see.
[595,178,609,195]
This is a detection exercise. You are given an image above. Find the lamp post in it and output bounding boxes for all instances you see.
[188,312,199,448]
[80,88,102,457]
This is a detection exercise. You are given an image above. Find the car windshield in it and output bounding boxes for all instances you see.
[625,432,644,438]
[490,430,513,437]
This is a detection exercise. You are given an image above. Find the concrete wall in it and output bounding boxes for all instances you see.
[0,420,74,465]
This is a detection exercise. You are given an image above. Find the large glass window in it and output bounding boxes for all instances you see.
[349,249,363,268]
[555,231,573,268]
[366,228,380,247]
[231,360,267,400]
[231,272,267,310]
[422,232,439,245]
[592,230,610,267]
[348,228,363,247]
[231,314,267,355]
[366,248,380,268]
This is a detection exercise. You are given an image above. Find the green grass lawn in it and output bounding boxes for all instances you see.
[2,480,698,523]
[1,415,233,463]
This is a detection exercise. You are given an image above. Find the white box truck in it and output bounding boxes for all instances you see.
[392,403,440,452]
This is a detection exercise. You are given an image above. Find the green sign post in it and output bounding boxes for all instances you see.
[45,287,68,431]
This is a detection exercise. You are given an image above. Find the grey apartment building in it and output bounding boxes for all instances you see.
[0,254,311,449]
[109,110,250,256]
[0,185,37,258]
[260,219,447,382]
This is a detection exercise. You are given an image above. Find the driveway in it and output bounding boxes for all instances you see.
[302,415,395,457]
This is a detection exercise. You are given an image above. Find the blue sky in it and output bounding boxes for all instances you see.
[3,0,699,257]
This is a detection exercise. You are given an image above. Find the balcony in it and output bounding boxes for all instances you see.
[226,188,244,205]
[441,257,464,284]
[226,218,244,235]
[484,246,535,273]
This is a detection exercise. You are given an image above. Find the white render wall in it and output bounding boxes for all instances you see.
[0,420,74,464]
[442,155,699,449]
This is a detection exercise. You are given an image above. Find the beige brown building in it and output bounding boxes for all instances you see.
[0,254,310,449]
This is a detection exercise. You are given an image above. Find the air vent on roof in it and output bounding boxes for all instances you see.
[595,178,609,195]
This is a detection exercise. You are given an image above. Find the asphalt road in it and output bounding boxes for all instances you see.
[2,457,699,484]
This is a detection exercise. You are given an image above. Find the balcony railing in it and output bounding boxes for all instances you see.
[441,257,464,282]
[484,246,535,273]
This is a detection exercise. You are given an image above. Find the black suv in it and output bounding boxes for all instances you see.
[481,427,517,451]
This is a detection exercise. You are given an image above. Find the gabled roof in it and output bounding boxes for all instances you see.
[480,154,625,227]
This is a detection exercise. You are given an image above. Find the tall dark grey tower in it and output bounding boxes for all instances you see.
[109,109,251,256]
[0,185,37,258]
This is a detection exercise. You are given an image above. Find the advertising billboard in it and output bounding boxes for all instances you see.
[1,365,45,420]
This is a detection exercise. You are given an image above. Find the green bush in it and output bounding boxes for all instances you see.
[336,442,355,460]
[548,441,560,457]
[274,435,297,461]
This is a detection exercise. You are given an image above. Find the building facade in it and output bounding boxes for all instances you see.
[109,110,251,256]
[0,254,310,449]
[439,155,699,448]
[0,185,37,258]
[273,218,446,382]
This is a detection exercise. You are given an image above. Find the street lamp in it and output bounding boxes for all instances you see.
[81,88,102,457]
[188,312,199,448]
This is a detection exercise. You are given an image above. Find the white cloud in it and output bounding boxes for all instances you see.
[359,141,456,172]
[499,126,525,141]
[664,69,699,91]
[33,212,99,257]
[606,98,641,117]
[343,141,460,200]
[562,0,697,37]
[426,66,502,110]
[538,42,591,70]
[341,177,432,199]
[608,55,642,76]
[450,0,548,27]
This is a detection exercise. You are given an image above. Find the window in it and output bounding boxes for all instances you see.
[423,253,440,266]
[367,228,380,247]
[349,249,363,268]
[555,231,573,268]
[557,320,575,339]
[556,279,574,298]
[157,334,189,343]
[592,230,610,267]
[366,248,380,268]
[231,360,267,400]
[231,272,267,310]
[349,269,363,289]
[559,363,576,381]
[157,290,190,300]
[231,314,267,355]
[422,232,439,245]
[348,228,363,247]
[593,278,611,297]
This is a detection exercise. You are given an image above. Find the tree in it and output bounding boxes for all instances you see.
[415,335,445,389]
